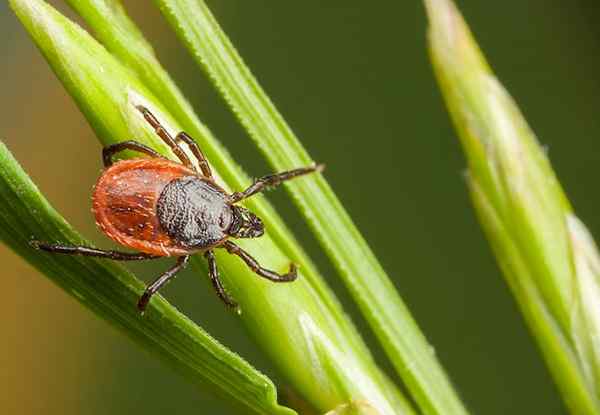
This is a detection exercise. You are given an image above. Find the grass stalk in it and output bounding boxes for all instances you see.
[425,0,600,412]
[151,1,469,414]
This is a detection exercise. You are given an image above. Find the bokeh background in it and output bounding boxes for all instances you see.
[1,1,599,414]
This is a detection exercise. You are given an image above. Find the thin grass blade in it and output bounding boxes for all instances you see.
[425,0,600,412]
[151,1,468,414]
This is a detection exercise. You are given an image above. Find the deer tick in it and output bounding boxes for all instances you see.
[31,106,323,312]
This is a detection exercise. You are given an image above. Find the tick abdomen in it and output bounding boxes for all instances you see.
[157,175,232,248]
[93,158,200,256]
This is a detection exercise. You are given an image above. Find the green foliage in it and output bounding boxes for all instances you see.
[425,0,600,413]
[152,1,469,414]
[7,0,414,413]
[11,0,597,413]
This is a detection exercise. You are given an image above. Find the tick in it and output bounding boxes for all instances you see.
[31,106,323,312]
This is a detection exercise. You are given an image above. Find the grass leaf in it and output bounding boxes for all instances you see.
[151,1,468,414]
[425,0,600,412]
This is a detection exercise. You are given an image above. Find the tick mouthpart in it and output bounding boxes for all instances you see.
[228,205,264,239]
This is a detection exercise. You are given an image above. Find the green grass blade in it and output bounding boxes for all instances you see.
[152,1,467,414]
[62,0,247,193]
[0,140,295,415]
[61,0,356,363]
[425,0,600,412]
[9,0,413,413]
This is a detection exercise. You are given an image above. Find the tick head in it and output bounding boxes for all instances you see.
[228,205,264,239]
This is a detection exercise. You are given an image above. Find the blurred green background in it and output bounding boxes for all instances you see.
[1,1,599,414]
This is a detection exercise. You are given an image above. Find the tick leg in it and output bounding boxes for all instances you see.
[229,164,324,203]
[31,241,161,261]
[204,250,238,308]
[222,241,297,282]
[135,105,195,170]
[175,132,213,178]
[102,141,165,167]
[138,255,190,312]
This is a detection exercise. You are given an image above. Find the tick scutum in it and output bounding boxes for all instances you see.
[157,175,233,249]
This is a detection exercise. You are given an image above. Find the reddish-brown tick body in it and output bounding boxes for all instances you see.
[93,158,231,257]
[32,105,322,311]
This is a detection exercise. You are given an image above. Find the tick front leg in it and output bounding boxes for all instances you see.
[102,141,165,167]
[175,132,213,178]
[222,241,297,282]
[135,105,195,169]
[229,164,324,203]
[204,250,238,308]
[138,255,190,312]
[31,241,161,261]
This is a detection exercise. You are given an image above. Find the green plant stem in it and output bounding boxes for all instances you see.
[152,1,468,414]
[424,0,600,413]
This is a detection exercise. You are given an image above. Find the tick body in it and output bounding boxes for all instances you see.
[33,106,323,312]
[94,158,232,256]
